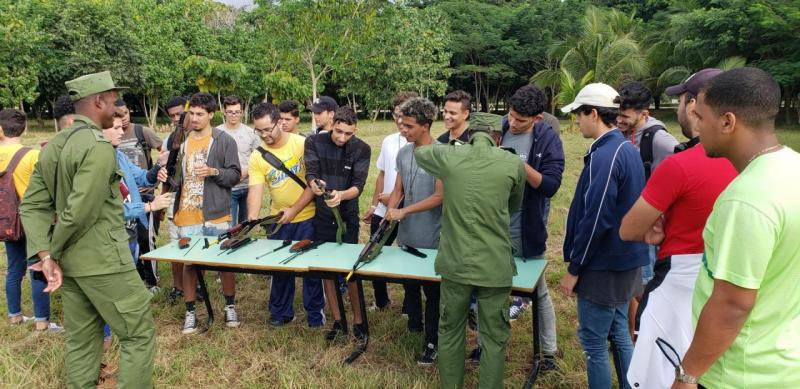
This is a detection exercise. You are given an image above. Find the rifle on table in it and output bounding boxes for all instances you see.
[212,212,284,255]
[313,179,345,244]
[279,240,325,264]
[345,218,398,281]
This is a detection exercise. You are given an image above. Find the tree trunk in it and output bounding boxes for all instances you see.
[654,94,661,110]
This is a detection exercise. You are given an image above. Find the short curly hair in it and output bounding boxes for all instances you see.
[509,85,547,117]
[189,92,217,113]
[53,95,75,121]
[333,106,358,126]
[399,97,437,127]
[617,81,652,111]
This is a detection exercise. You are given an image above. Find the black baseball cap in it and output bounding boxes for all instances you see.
[307,96,339,113]
[665,68,723,96]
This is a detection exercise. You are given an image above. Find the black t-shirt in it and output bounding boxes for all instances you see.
[436,129,471,144]
[574,268,642,306]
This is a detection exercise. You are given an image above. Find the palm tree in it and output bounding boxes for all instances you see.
[531,6,649,115]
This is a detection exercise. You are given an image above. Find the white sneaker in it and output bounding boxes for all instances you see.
[223,305,240,328]
[182,311,199,335]
[147,286,161,296]
[35,322,64,333]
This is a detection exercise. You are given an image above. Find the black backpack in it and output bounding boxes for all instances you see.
[134,124,153,169]
[639,125,666,181]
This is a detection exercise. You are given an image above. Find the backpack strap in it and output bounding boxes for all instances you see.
[639,125,665,181]
[53,125,92,198]
[134,124,153,169]
[256,146,307,189]
[0,147,32,177]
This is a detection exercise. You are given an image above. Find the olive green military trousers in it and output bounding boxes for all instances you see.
[438,278,512,389]
[61,269,156,388]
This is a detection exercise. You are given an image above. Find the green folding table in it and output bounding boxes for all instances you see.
[143,236,546,388]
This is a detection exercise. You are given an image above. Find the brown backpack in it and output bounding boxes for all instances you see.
[0,147,32,242]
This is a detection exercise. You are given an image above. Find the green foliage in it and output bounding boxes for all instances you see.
[263,71,310,104]
[336,5,452,118]
[0,1,44,110]
[2,0,798,125]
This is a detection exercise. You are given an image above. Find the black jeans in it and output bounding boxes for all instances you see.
[370,214,398,308]
[404,282,440,345]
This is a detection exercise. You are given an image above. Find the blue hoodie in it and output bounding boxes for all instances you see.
[563,129,648,275]
[501,118,565,257]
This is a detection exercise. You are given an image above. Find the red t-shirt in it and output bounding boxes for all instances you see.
[642,143,738,259]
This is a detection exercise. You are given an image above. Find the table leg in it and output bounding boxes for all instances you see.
[523,279,541,389]
[333,275,348,330]
[196,266,214,327]
[344,278,369,364]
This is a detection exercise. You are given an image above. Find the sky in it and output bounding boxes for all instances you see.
[216,0,255,9]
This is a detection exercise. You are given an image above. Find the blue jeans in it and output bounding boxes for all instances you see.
[230,187,249,225]
[641,245,657,284]
[268,219,325,326]
[4,239,50,321]
[577,297,633,389]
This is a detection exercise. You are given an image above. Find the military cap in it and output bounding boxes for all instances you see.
[65,71,127,102]
[469,112,503,133]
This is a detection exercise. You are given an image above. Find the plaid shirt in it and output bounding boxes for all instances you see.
[304,132,371,225]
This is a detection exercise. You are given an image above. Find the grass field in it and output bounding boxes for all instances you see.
[2,115,799,388]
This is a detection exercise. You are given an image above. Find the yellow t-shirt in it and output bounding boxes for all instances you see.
[174,134,231,227]
[0,144,40,198]
[248,133,315,222]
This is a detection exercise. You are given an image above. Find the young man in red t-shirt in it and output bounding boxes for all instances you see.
[619,69,737,388]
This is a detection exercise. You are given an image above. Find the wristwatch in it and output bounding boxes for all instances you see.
[212,168,220,177]
[676,364,699,384]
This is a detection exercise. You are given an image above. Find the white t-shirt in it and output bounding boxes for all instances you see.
[374,132,408,218]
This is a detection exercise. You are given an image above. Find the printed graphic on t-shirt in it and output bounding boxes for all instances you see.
[180,147,209,212]
[266,155,303,187]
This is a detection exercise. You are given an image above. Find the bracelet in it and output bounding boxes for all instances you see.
[370,205,377,209]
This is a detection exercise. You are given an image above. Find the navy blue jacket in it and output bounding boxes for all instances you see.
[501,119,565,257]
[563,130,648,275]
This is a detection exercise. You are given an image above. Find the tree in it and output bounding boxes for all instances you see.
[184,55,246,110]
[336,5,452,119]
[257,0,379,101]
[0,1,45,111]
[129,0,189,127]
[532,6,649,112]
[433,0,518,111]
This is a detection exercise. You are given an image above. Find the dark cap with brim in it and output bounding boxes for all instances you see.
[665,68,723,97]
[65,71,127,102]
[307,96,339,113]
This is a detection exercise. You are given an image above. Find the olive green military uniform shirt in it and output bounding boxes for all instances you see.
[414,131,525,287]
[20,115,135,277]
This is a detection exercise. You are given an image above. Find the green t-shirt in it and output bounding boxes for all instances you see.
[693,147,800,388]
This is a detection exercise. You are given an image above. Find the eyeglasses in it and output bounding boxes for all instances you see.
[254,122,280,135]
[224,110,242,115]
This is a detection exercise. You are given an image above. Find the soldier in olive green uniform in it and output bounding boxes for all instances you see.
[414,112,525,388]
[20,71,156,388]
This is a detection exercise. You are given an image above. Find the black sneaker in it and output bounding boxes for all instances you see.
[418,342,437,366]
[325,321,348,343]
[167,287,184,305]
[539,354,559,373]
[269,316,294,327]
[466,347,481,364]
